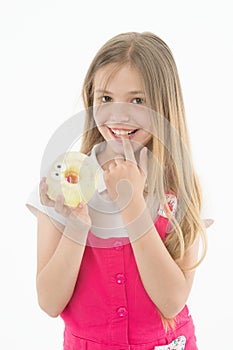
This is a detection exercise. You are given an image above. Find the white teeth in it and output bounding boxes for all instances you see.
[111,129,136,135]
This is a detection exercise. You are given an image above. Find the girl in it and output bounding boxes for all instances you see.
[27,32,212,349]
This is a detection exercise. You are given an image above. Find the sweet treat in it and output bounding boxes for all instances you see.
[46,152,100,207]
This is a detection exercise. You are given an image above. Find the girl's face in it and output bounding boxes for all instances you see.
[93,64,152,155]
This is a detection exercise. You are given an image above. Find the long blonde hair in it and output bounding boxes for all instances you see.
[80,31,207,324]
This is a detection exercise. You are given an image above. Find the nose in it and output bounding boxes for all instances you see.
[108,102,130,122]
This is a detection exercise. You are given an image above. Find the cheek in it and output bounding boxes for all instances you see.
[98,125,109,139]
[141,131,152,144]
[93,105,108,127]
[137,113,152,131]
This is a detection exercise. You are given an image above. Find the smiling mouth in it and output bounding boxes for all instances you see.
[107,127,139,136]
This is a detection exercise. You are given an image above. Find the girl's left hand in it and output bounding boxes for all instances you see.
[103,136,148,209]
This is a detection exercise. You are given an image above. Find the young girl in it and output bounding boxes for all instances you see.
[27,32,212,349]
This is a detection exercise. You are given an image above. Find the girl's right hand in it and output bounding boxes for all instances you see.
[39,177,92,244]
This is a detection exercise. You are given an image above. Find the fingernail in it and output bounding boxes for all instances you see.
[78,202,83,209]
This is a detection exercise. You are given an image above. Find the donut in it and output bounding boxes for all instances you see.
[46,152,100,207]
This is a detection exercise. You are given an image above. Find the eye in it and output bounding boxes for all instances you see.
[51,171,61,181]
[54,162,66,172]
[132,97,144,104]
[101,95,112,103]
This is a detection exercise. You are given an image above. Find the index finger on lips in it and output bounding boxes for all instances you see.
[121,135,136,163]
[139,147,148,177]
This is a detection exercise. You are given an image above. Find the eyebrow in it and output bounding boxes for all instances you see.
[94,89,145,95]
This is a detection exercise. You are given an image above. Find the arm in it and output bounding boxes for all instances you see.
[120,195,199,319]
[36,180,91,317]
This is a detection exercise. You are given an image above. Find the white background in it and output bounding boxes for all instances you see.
[0,0,232,349]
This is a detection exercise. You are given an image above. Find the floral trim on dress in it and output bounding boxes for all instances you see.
[154,335,186,349]
[157,193,177,218]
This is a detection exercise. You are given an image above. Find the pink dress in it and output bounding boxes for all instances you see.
[60,197,198,349]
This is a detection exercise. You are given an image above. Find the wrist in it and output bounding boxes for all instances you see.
[120,196,154,243]
[120,194,146,212]
[117,191,145,210]
[63,219,90,246]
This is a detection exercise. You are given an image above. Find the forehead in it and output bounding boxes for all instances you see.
[93,63,144,90]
